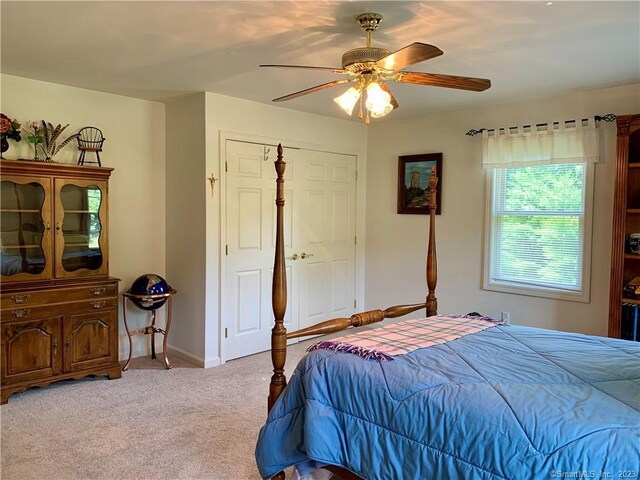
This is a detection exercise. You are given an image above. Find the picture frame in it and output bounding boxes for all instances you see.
[397,153,442,215]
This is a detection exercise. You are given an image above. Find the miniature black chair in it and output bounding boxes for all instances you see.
[77,127,105,167]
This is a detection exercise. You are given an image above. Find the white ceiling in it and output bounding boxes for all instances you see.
[1,1,639,121]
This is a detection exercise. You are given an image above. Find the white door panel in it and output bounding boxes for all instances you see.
[297,150,356,330]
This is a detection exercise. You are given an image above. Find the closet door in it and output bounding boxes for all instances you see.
[223,141,357,361]
[297,149,357,330]
[224,141,297,360]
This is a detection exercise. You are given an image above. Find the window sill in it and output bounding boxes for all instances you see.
[483,280,590,303]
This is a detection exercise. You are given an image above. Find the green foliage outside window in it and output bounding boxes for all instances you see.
[493,163,585,290]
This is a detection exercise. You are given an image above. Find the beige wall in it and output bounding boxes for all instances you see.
[365,83,640,336]
[163,92,368,366]
[203,92,368,366]
[0,74,166,360]
[164,93,207,364]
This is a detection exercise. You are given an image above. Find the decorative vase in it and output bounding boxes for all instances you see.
[0,135,8,159]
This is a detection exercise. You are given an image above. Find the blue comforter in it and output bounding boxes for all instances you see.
[255,325,640,479]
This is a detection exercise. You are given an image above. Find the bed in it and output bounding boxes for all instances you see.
[255,145,640,480]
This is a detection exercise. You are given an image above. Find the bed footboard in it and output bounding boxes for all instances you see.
[287,303,426,339]
[268,144,439,412]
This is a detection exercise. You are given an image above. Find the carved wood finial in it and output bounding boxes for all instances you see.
[269,144,288,412]
[617,116,633,137]
[427,167,438,317]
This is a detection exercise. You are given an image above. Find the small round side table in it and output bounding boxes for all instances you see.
[122,288,177,371]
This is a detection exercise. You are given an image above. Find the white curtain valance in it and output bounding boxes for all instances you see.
[481,119,600,169]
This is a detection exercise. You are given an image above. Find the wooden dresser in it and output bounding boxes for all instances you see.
[1,160,120,404]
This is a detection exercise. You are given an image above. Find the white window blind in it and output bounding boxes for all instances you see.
[488,163,587,294]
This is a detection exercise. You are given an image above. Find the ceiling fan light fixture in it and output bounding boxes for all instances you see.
[333,86,362,116]
[365,81,392,114]
[262,11,491,123]
[370,103,394,118]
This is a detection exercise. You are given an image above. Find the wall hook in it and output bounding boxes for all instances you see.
[208,174,217,197]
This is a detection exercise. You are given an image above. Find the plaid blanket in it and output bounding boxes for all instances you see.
[308,314,505,361]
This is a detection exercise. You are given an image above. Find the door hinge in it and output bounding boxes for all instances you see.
[355,171,358,181]
[225,327,228,338]
[225,161,228,172]
[354,299,357,309]
[225,245,229,255]
[355,236,357,245]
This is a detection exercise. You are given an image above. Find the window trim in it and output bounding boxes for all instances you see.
[483,162,595,303]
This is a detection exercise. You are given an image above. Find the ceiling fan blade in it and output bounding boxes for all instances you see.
[394,72,491,92]
[260,64,347,74]
[272,79,353,102]
[377,43,443,71]
[379,82,399,109]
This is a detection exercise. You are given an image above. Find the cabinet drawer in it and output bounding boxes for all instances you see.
[2,298,118,323]
[1,284,118,310]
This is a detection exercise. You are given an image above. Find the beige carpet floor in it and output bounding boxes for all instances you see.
[1,341,312,480]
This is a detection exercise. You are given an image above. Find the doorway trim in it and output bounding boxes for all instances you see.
[218,130,367,364]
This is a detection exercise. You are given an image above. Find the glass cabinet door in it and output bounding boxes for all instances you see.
[0,176,53,281]
[54,179,108,278]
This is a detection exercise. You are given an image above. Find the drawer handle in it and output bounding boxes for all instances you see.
[11,308,31,318]
[90,287,106,296]
[91,300,106,309]
[10,294,30,304]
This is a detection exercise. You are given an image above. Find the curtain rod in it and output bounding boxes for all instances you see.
[465,113,616,137]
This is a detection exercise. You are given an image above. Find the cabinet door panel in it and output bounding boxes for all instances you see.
[64,311,117,372]
[54,178,108,278]
[0,176,53,282]
[1,318,62,385]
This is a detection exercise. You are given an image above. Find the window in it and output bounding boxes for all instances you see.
[484,162,594,302]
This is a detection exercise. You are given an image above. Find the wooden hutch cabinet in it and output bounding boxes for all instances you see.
[609,114,640,338]
[0,160,120,404]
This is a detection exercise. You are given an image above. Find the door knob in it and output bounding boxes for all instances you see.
[287,253,299,261]
[300,252,314,259]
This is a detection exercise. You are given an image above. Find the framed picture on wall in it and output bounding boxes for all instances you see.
[397,153,442,215]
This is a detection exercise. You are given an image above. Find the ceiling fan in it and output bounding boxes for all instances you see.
[260,13,491,123]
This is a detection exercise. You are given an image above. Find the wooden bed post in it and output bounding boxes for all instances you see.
[268,144,288,414]
[265,148,438,480]
[426,167,438,317]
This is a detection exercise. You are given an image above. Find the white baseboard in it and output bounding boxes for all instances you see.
[204,356,221,368]
[118,347,163,362]
[155,346,221,369]
[166,344,205,367]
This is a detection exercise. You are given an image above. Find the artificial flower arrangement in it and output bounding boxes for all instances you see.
[0,113,22,158]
